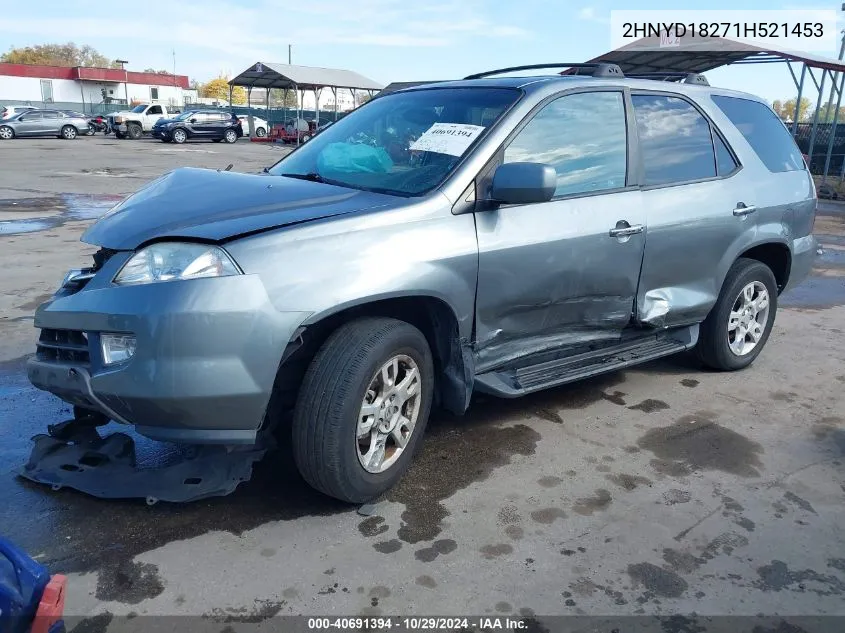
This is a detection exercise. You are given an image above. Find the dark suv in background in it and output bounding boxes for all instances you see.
[152,110,242,144]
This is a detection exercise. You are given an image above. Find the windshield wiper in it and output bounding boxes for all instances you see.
[280,172,325,183]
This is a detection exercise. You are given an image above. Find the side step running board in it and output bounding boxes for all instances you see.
[475,325,698,398]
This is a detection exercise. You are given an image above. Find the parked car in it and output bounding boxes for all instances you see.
[1,105,37,120]
[151,110,242,144]
[28,64,817,503]
[109,104,179,139]
[238,114,268,137]
[0,109,90,140]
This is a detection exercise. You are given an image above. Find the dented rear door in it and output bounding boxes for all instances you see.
[473,89,645,373]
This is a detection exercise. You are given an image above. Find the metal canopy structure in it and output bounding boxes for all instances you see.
[588,35,845,182]
[228,62,383,141]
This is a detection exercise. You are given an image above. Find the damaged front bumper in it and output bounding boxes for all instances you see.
[19,412,270,503]
[28,250,309,445]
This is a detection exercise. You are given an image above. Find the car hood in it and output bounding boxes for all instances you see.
[82,167,396,250]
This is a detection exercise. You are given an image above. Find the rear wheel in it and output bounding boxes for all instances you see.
[127,123,142,140]
[696,258,778,371]
[60,125,77,140]
[86,127,95,136]
[255,127,267,138]
[292,317,434,503]
[172,128,187,144]
[223,129,237,144]
[0,126,13,140]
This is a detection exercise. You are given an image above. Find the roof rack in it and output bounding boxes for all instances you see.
[463,63,624,80]
[626,72,710,86]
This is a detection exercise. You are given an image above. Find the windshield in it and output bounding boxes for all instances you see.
[269,87,520,196]
[131,105,147,113]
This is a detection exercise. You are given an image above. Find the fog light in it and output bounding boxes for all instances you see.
[100,333,136,365]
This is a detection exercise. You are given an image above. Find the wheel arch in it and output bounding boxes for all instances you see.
[272,294,473,420]
[737,241,792,292]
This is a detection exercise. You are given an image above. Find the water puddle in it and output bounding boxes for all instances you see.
[0,193,123,236]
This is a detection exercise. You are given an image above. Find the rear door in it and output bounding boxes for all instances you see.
[474,89,646,371]
[631,92,749,327]
[15,111,43,136]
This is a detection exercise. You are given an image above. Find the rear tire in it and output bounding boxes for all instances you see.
[696,258,778,371]
[127,123,142,140]
[292,317,434,503]
[60,125,77,140]
[255,127,267,138]
[223,129,237,144]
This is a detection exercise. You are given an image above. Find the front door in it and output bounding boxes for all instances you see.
[40,110,61,135]
[474,89,646,372]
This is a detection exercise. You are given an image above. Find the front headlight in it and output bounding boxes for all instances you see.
[113,116,125,123]
[114,242,241,285]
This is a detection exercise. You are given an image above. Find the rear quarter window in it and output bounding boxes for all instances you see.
[711,95,804,173]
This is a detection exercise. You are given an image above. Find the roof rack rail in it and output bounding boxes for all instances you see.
[626,72,710,86]
[463,63,624,80]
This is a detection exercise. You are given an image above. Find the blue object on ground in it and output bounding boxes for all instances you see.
[0,537,51,633]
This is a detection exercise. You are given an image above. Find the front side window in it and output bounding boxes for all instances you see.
[503,91,627,197]
[148,105,163,115]
[269,87,520,196]
[632,94,717,186]
[711,95,804,173]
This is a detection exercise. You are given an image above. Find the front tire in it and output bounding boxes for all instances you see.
[60,125,77,140]
[292,317,434,503]
[696,258,778,371]
[0,126,13,140]
[172,128,187,144]
[255,127,267,138]
[127,123,143,140]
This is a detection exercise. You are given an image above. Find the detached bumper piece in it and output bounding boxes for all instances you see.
[19,413,269,504]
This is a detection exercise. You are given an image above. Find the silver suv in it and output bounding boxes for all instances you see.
[28,64,817,502]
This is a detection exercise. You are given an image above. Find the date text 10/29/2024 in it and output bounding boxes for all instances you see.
[308,617,530,631]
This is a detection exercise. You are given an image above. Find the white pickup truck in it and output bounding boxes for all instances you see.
[110,104,179,139]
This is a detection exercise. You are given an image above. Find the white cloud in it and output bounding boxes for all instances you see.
[577,6,609,24]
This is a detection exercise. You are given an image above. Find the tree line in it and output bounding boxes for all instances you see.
[772,97,845,124]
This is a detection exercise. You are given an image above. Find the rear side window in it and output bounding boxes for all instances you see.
[504,91,628,197]
[714,133,739,176]
[632,94,716,186]
[711,95,804,173]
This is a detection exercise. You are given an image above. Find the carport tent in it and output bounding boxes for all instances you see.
[587,35,845,180]
[228,62,383,138]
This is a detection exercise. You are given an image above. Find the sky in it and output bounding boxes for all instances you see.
[0,0,843,105]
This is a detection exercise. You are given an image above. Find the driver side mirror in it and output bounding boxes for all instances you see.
[490,162,556,205]
[190,118,197,123]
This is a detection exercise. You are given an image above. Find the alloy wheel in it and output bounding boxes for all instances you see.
[356,354,422,474]
[727,281,770,356]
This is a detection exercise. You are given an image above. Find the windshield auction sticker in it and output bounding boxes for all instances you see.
[410,123,485,156]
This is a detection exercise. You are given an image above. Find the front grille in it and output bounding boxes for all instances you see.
[37,329,90,366]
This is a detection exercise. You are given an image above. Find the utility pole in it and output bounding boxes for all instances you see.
[288,45,292,65]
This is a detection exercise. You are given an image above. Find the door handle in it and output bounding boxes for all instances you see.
[609,224,644,238]
[733,203,757,217]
